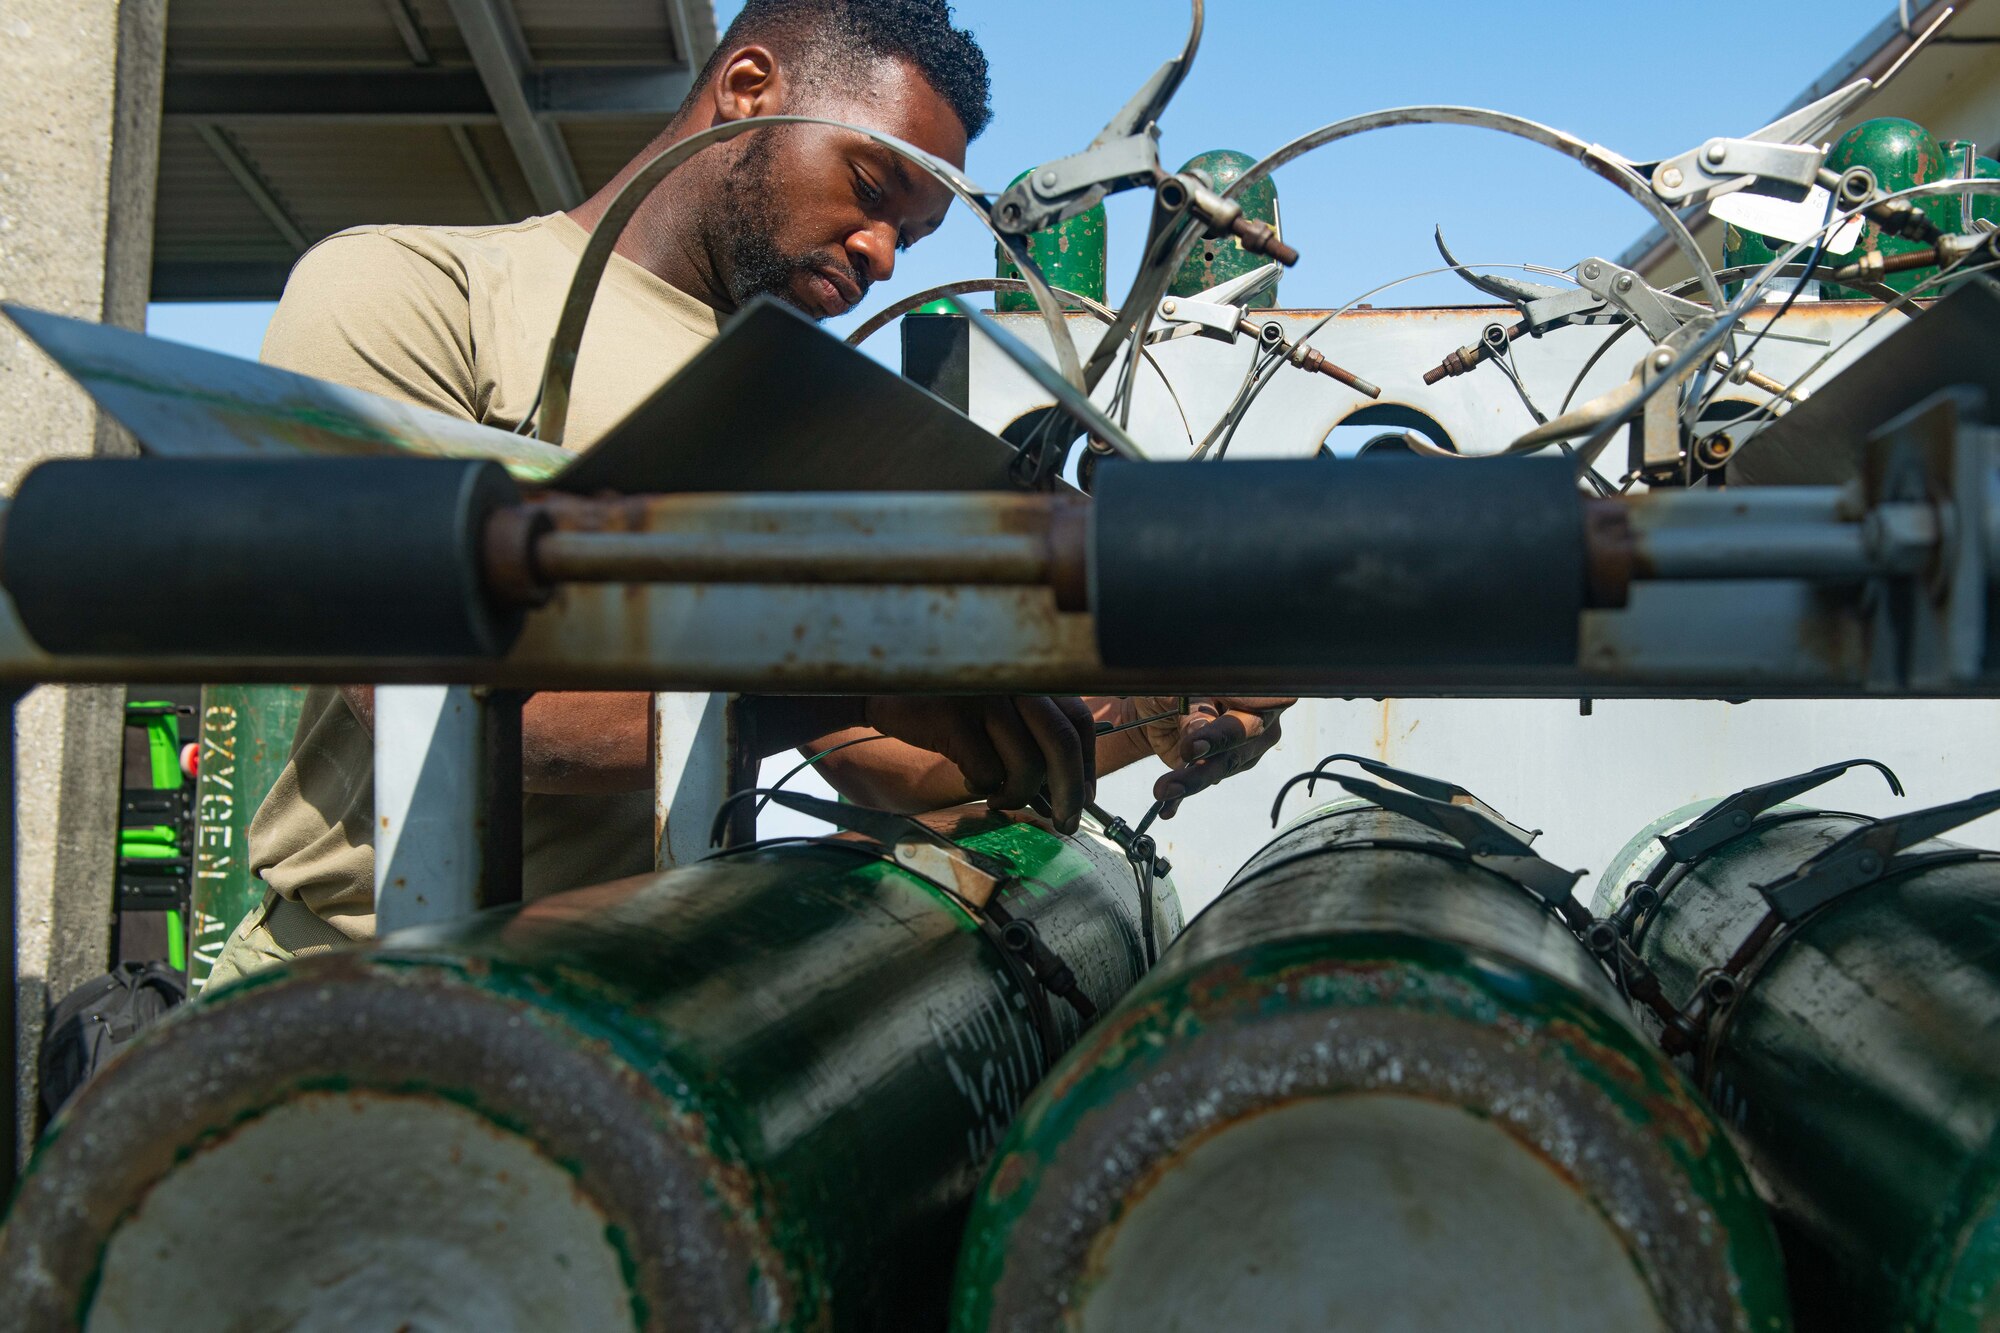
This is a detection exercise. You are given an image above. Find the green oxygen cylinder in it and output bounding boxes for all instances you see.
[187,684,307,991]
[1821,117,1952,298]
[954,794,1791,1333]
[1722,223,1794,304]
[993,170,1107,313]
[1596,789,2000,1332]
[1973,153,2000,230]
[1,808,1177,1333]
[1169,149,1282,306]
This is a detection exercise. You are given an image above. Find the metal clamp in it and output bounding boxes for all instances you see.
[1150,263,1285,344]
[1657,758,1905,870]
[1269,756,1588,929]
[1660,787,2000,1065]
[708,789,1098,1049]
[1587,758,1903,1049]
[1754,785,2000,922]
[990,0,1203,235]
[1645,80,1873,206]
[1572,257,1710,344]
[1151,265,1380,398]
[1602,776,1996,1064]
[1088,798,1169,968]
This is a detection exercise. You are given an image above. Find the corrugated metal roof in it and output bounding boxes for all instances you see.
[154,0,717,300]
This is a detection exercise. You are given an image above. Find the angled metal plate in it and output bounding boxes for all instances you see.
[1730,277,2000,485]
[3,304,573,482]
[552,297,1034,494]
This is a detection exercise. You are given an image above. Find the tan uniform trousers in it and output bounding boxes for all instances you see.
[203,889,352,992]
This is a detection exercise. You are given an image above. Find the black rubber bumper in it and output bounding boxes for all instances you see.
[3,458,522,658]
[1091,457,1585,670]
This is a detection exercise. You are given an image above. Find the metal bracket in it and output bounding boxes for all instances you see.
[1652,138,1826,205]
[1572,257,1709,344]
[708,789,1099,1032]
[1863,388,1996,689]
[1269,754,1587,927]
[994,130,1164,235]
[989,4,1198,235]
[1657,758,1905,867]
[1149,262,1284,344]
[1087,798,1168,968]
[1754,786,2000,922]
[1626,319,1717,481]
[711,787,1010,907]
[1645,79,1871,205]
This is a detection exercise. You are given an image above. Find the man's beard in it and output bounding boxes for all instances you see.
[709,131,858,319]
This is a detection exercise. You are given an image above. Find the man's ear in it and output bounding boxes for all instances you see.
[712,44,783,122]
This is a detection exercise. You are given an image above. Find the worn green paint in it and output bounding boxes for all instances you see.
[1168,149,1281,306]
[1608,809,2000,1332]
[994,172,1108,313]
[187,685,307,991]
[1822,118,1953,297]
[386,821,1162,1330]
[953,801,1790,1332]
[1727,118,1962,301]
[13,813,1173,1333]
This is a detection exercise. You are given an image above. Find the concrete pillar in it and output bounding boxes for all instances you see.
[0,0,167,1164]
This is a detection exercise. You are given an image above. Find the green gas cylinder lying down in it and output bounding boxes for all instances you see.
[953,779,1790,1333]
[1595,775,2000,1333]
[0,808,1177,1333]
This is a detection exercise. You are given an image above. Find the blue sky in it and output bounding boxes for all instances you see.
[147,0,1894,358]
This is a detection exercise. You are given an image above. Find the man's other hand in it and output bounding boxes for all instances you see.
[863,696,1097,834]
[1131,697,1295,818]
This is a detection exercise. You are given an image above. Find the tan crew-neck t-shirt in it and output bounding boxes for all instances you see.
[246,213,722,939]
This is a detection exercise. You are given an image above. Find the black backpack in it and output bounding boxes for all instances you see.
[38,962,186,1122]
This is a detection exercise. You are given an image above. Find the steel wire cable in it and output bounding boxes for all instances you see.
[1556,176,2000,473]
[846,277,1199,461]
[1190,261,1583,463]
[1707,252,2000,441]
[1686,192,1838,422]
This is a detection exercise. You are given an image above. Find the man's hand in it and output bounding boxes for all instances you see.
[1126,697,1295,818]
[863,696,1097,834]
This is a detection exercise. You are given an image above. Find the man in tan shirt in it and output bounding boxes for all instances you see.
[210,0,1289,983]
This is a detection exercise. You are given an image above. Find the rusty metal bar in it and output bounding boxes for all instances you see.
[532,530,1055,586]
[509,491,1087,599]
[1618,488,1938,581]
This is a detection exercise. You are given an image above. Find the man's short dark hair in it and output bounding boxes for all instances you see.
[691,0,992,140]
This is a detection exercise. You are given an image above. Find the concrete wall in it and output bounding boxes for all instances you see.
[0,0,167,1163]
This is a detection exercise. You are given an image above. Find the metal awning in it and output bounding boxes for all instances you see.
[1621,0,2000,286]
[153,0,719,300]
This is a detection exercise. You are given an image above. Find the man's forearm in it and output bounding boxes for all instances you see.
[811,701,1154,817]
[812,728,973,813]
[520,691,652,793]
[342,685,651,794]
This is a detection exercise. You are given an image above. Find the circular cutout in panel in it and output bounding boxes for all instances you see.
[1322,404,1457,457]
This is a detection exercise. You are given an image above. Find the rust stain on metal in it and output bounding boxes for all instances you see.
[988,1151,1032,1203]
